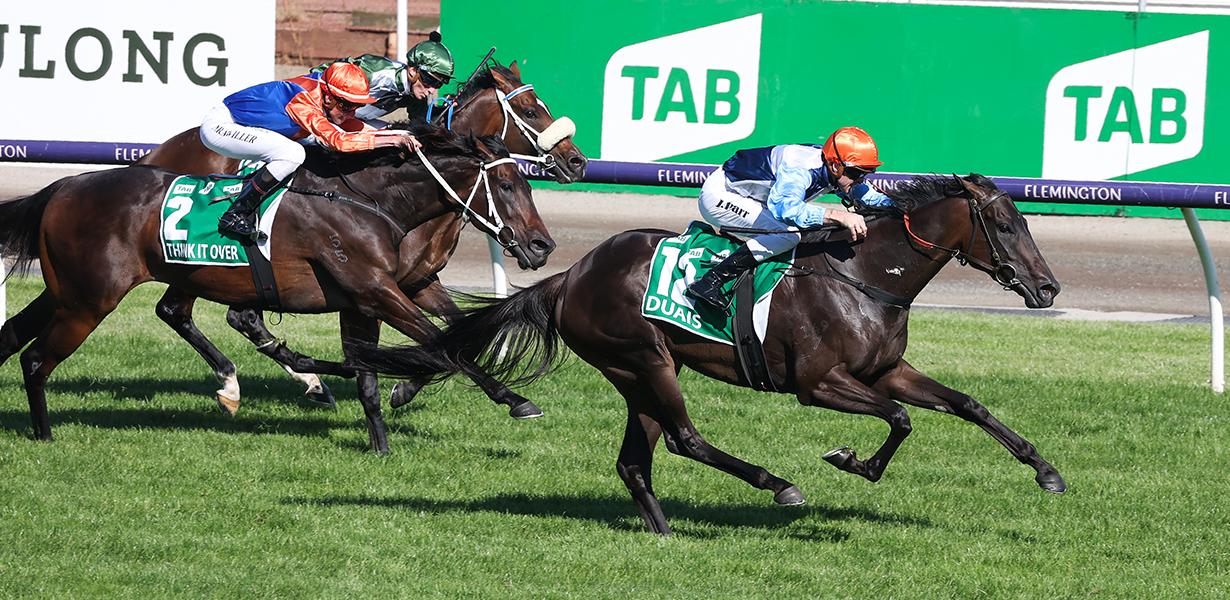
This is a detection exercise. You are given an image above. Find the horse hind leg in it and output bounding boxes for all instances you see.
[0,291,55,368]
[614,408,672,535]
[20,307,112,441]
[603,364,802,535]
[155,288,243,415]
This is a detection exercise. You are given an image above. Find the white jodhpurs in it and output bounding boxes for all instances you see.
[697,167,801,262]
[200,104,306,180]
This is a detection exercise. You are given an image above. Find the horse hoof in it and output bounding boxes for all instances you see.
[216,394,240,417]
[389,381,424,409]
[509,400,544,419]
[1037,470,1067,494]
[822,446,855,470]
[774,485,806,506]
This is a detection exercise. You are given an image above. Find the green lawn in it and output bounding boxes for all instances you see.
[0,275,1226,599]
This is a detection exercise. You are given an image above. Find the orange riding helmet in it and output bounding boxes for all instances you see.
[322,62,378,105]
[822,126,883,170]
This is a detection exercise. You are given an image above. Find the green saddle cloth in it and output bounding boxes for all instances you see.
[158,163,287,266]
[641,221,792,345]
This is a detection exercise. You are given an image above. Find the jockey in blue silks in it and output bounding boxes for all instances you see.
[686,126,894,311]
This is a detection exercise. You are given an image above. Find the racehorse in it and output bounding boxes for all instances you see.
[132,61,586,413]
[0,124,552,453]
[353,174,1067,534]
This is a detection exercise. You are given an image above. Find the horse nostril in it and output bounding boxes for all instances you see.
[530,238,555,257]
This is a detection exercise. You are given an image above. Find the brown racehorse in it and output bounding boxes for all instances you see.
[353,174,1067,534]
[134,62,586,413]
[0,124,551,453]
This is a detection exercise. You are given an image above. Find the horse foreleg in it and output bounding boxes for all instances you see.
[875,360,1066,493]
[803,368,912,484]
[339,310,389,454]
[0,291,54,368]
[224,307,356,409]
[155,288,242,415]
[386,282,542,418]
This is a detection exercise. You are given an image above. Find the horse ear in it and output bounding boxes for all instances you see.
[958,174,987,198]
[491,67,512,90]
[510,61,522,78]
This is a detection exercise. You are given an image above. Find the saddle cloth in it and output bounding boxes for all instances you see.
[158,164,287,266]
[641,221,792,345]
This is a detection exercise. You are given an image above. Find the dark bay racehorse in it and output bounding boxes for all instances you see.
[134,61,585,412]
[355,174,1067,534]
[0,125,551,453]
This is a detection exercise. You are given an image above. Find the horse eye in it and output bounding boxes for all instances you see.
[997,223,1012,233]
[523,108,539,119]
[500,181,514,192]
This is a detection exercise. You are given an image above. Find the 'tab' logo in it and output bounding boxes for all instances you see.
[601,14,761,161]
[1043,31,1208,180]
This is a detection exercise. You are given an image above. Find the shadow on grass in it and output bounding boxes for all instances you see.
[0,374,396,443]
[288,492,932,539]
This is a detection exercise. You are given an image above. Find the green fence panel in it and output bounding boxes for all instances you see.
[443,0,1229,219]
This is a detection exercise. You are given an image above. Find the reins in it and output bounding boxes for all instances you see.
[286,185,408,239]
[722,215,913,309]
[902,189,1023,288]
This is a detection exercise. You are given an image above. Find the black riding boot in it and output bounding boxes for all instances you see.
[685,245,760,312]
[219,166,282,242]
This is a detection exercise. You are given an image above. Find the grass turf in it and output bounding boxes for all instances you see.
[0,276,1226,598]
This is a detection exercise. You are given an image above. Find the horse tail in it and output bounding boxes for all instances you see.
[354,272,568,386]
[0,179,63,280]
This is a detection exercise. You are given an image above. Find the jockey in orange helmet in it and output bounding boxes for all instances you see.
[686,126,893,312]
[201,61,421,242]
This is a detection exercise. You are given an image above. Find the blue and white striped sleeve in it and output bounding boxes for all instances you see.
[847,183,893,207]
[766,165,827,227]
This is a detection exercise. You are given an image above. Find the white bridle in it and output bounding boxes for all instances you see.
[414,147,520,248]
[496,84,576,173]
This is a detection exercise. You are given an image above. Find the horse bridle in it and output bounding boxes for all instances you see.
[426,81,575,179]
[413,147,521,251]
[902,190,1022,289]
[495,84,575,176]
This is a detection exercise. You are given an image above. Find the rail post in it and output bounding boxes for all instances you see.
[1182,208,1225,393]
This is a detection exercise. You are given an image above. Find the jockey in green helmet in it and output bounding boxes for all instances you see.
[309,31,455,128]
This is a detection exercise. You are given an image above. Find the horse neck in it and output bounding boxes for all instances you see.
[446,88,538,157]
[812,198,972,303]
[301,157,472,232]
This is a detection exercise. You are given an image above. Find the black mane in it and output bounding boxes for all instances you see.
[875,173,1000,214]
[451,63,521,108]
[302,119,510,175]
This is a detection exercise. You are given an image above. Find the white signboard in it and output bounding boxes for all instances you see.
[1,1,275,145]
[601,14,761,162]
[1042,31,1208,180]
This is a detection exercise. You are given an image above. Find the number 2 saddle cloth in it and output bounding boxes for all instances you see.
[158,162,288,266]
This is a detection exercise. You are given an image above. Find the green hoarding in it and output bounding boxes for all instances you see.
[443,0,1229,219]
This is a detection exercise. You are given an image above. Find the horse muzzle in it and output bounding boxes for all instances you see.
[507,232,556,270]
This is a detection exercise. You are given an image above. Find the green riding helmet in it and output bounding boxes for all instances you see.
[406,33,454,85]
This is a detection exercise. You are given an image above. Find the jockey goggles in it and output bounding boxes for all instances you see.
[417,69,449,89]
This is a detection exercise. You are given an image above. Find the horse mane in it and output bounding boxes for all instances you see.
[451,63,520,108]
[876,173,1000,215]
[302,119,510,174]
